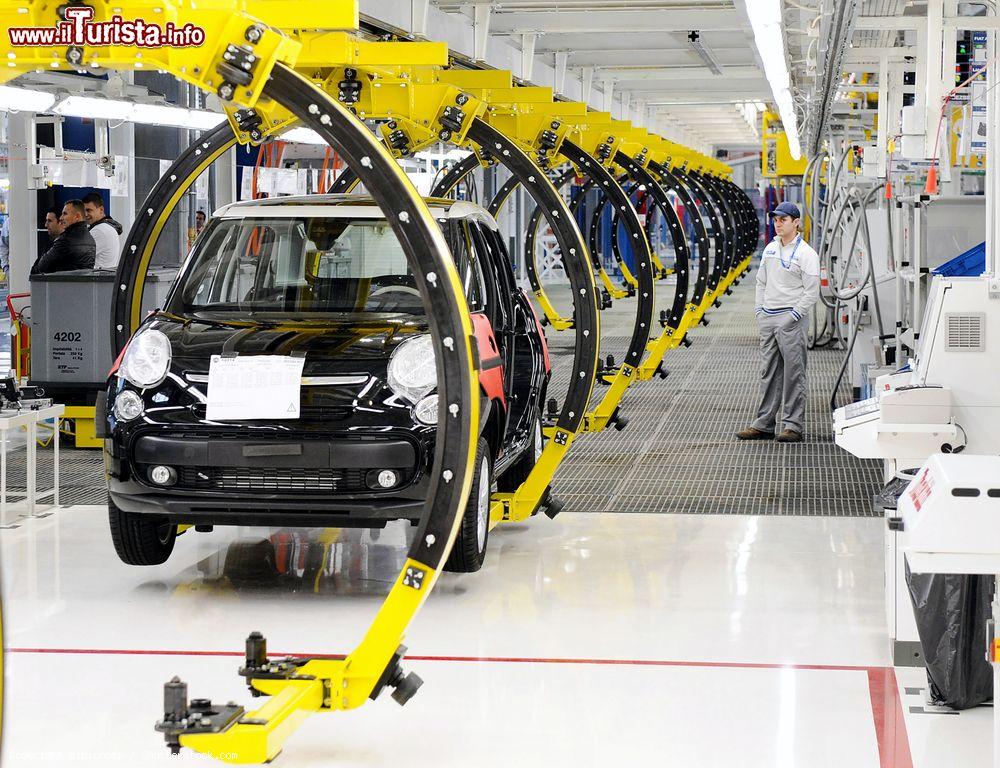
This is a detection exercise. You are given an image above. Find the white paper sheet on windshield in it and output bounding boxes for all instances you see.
[206,355,305,421]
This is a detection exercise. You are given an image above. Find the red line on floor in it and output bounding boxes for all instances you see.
[5,647,868,670]
[7,646,916,766]
[868,667,915,768]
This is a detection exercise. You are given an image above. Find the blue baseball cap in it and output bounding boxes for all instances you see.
[771,201,801,219]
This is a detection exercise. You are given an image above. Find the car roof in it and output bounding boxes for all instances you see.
[213,194,499,232]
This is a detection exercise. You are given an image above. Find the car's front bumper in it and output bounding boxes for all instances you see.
[108,484,426,527]
[106,427,433,527]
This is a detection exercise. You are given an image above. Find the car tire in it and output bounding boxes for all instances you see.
[443,437,491,574]
[108,494,177,566]
[497,408,543,492]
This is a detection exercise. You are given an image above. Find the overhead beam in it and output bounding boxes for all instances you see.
[554,51,568,95]
[603,80,615,112]
[580,66,594,103]
[855,15,1000,31]
[854,16,925,31]
[521,33,537,81]
[410,0,430,37]
[843,46,916,63]
[487,9,743,35]
[646,92,774,103]
[595,65,761,82]
[473,3,491,61]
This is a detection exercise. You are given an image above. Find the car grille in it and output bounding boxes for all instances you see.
[176,466,369,493]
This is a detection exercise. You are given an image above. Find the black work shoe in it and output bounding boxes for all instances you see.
[775,429,803,443]
[736,427,774,440]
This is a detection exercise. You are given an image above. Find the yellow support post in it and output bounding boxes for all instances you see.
[63,405,101,448]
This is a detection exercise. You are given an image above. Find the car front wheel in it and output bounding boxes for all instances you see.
[443,437,492,573]
[108,494,177,566]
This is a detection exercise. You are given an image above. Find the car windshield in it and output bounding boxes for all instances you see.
[168,214,468,317]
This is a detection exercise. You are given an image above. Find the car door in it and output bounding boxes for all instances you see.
[450,220,506,416]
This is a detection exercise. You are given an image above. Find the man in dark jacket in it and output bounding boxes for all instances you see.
[43,207,64,242]
[31,200,96,275]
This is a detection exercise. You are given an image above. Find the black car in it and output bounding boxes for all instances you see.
[104,196,551,572]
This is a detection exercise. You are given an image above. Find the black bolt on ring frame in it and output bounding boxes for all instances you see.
[116,64,478,721]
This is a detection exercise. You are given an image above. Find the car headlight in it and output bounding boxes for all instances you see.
[113,389,144,421]
[413,393,438,426]
[387,334,437,403]
[120,328,171,388]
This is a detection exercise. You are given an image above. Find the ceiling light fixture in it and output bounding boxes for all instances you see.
[54,95,133,121]
[131,103,225,132]
[746,0,801,159]
[0,85,56,112]
[280,126,327,145]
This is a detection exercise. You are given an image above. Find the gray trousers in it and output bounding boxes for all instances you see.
[751,312,808,434]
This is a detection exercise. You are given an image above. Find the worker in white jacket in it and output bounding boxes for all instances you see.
[737,201,820,443]
[83,192,123,271]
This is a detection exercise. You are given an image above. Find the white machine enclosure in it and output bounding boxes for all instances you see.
[900,454,1000,575]
[833,275,1000,663]
[834,276,1000,470]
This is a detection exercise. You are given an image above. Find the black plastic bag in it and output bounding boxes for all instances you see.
[906,564,995,710]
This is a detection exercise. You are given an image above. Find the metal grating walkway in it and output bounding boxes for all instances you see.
[2,271,882,518]
[545,274,883,517]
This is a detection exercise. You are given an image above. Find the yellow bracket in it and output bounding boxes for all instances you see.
[0,1,302,108]
[637,304,698,381]
[179,556,436,763]
[583,364,635,432]
[434,72,585,160]
[491,430,576,524]
[598,270,630,300]
[229,50,485,151]
[560,111,623,170]
[533,289,574,331]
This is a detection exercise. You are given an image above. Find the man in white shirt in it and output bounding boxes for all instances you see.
[82,192,123,271]
[737,201,820,443]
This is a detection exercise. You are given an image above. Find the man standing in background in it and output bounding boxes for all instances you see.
[43,207,64,243]
[82,192,123,271]
[737,201,820,443]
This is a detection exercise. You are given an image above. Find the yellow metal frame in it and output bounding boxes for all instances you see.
[0,2,748,762]
[0,3,485,763]
[761,110,807,178]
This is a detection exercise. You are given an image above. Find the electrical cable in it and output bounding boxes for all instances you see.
[830,295,863,411]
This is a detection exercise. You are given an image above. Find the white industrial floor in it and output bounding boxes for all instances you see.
[1,507,989,767]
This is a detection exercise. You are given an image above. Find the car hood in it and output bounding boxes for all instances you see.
[149,312,429,374]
